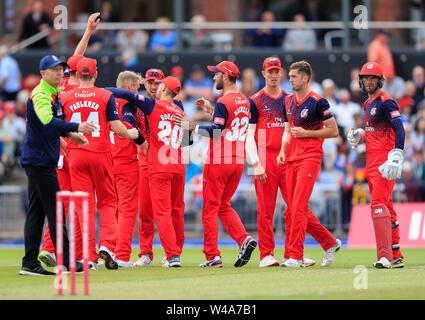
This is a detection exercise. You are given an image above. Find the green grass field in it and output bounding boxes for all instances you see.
[1,246,425,300]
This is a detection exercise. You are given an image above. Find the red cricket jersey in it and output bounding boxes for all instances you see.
[110,98,138,164]
[250,89,288,150]
[208,92,251,164]
[61,86,120,153]
[146,100,186,174]
[283,91,333,163]
[363,91,400,172]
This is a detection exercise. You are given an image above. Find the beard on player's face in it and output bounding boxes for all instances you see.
[215,73,224,90]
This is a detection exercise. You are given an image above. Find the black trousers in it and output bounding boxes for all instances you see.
[22,166,69,268]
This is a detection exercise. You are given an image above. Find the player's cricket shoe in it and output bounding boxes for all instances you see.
[259,255,280,267]
[321,239,342,267]
[134,255,154,267]
[117,260,135,268]
[19,265,56,276]
[199,256,223,268]
[234,235,257,267]
[88,261,98,270]
[302,257,316,267]
[167,256,182,268]
[38,251,56,267]
[392,257,404,268]
[281,258,303,268]
[373,257,392,269]
[98,246,118,270]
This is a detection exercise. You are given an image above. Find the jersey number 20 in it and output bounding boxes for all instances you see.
[158,120,183,148]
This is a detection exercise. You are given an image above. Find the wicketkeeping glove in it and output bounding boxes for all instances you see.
[378,148,404,180]
[347,128,365,148]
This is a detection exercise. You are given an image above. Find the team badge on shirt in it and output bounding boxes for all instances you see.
[301,109,309,118]
[370,107,376,116]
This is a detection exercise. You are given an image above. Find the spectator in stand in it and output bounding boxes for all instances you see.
[279,68,293,93]
[0,46,22,102]
[411,117,425,150]
[183,64,214,121]
[182,15,213,51]
[398,96,415,124]
[309,72,322,95]
[349,68,364,105]
[333,89,361,130]
[116,29,149,52]
[412,66,425,111]
[170,65,185,83]
[403,123,416,162]
[21,74,41,93]
[283,14,317,51]
[98,0,118,50]
[382,69,405,101]
[245,11,283,48]
[19,0,53,49]
[240,68,259,98]
[149,17,177,52]
[0,110,14,168]
[367,29,395,79]
[16,90,29,119]
[400,161,422,202]
[411,148,424,183]
[339,161,355,226]
[3,102,26,159]
[120,50,147,76]
[322,78,339,109]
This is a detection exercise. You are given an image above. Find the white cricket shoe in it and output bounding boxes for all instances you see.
[301,257,316,267]
[321,239,342,267]
[162,256,169,268]
[117,260,135,268]
[259,255,280,267]
[134,255,154,267]
[88,261,98,271]
[373,257,392,269]
[281,258,303,268]
[98,246,118,270]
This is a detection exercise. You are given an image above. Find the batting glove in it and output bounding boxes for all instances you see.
[378,148,404,180]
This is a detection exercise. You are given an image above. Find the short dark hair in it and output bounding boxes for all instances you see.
[289,60,312,82]
[227,75,237,84]
[69,70,77,77]
[78,73,96,81]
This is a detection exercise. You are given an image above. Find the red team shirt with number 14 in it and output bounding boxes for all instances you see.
[61,87,120,151]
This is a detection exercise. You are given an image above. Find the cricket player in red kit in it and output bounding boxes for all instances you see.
[61,58,139,270]
[277,61,341,268]
[108,76,188,267]
[175,61,257,268]
[245,57,289,267]
[347,62,405,269]
[38,13,101,267]
[109,71,147,267]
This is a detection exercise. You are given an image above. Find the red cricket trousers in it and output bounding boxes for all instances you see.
[285,158,335,260]
[367,172,403,260]
[150,172,185,260]
[137,165,155,260]
[113,159,139,261]
[254,149,287,260]
[202,163,249,261]
[68,149,118,263]
[41,155,83,260]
